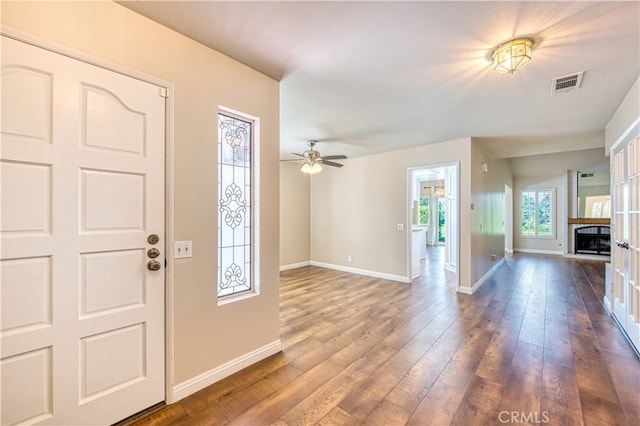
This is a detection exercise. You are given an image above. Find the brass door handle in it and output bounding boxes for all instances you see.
[147,260,162,271]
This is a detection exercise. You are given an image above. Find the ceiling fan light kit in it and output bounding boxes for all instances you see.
[293,140,347,174]
[492,37,534,74]
[300,161,323,174]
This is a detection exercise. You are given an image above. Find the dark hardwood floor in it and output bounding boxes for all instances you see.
[134,250,639,425]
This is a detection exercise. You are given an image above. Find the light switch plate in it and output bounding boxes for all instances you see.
[174,241,193,259]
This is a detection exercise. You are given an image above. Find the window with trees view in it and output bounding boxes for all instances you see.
[521,189,553,237]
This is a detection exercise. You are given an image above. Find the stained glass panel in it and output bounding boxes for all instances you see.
[217,113,252,298]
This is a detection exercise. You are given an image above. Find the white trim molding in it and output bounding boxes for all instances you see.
[459,258,506,295]
[310,261,412,283]
[514,248,563,256]
[170,340,282,403]
[280,261,312,271]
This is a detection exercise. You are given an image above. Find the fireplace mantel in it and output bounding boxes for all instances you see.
[568,218,610,225]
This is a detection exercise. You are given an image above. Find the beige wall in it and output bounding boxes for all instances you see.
[279,162,310,267]
[470,139,512,284]
[510,148,610,254]
[2,0,280,390]
[308,137,513,291]
[310,138,477,286]
[606,77,639,151]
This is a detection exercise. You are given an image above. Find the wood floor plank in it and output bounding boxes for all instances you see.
[541,361,583,426]
[405,380,463,426]
[497,340,544,419]
[131,251,639,426]
[280,343,399,426]
[227,359,344,425]
[316,407,360,426]
[449,375,504,425]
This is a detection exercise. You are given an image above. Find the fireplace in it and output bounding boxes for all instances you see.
[574,225,610,255]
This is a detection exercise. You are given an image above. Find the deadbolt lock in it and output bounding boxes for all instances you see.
[147,248,160,258]
[147,234,160,244]
[147,260,162,271]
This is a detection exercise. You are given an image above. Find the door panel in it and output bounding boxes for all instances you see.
[611,132,640,352]
[1,36,165,425]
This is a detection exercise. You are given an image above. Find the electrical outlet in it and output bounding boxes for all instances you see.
[174,241,193,259]
[397,224,404,231]
[348,255,352,262]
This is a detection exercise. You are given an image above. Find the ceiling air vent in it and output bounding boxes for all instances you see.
[551,71,584,94]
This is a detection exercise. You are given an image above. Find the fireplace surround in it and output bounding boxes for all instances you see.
[574,225,611,255]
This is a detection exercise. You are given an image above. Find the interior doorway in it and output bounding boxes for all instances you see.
[408,163,459,288]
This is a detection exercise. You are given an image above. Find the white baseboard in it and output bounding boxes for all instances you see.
[514,248,563,255]
[170,339,282,403]
[603,295,612,314]
[458,257,505,295]
[279,261,311,271]
[563,253,611,261]
[310,261,411,283]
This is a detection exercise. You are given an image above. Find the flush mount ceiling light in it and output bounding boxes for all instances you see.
[491,37,534,74]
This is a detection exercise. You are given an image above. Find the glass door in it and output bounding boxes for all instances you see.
[611,133,639,352]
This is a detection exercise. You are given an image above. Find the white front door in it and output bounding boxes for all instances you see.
[611,131,640,352]
[1,36,166,425]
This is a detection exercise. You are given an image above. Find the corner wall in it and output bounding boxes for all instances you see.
[309,138,474,286]
[606,77,640,151]
[469,139,512,287]
[280,162,311,268]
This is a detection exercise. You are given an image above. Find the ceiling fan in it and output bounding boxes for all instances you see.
[290,140,347,174]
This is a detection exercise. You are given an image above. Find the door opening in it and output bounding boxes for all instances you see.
[408,163,459,288]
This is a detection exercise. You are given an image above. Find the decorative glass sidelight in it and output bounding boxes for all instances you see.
[217,112,252,298]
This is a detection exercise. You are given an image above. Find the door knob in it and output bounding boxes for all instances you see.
[147,260,162,271]
[147,248,160,258]
[147,234,160,244]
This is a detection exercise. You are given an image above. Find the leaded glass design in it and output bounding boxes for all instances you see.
[218,113,252,298]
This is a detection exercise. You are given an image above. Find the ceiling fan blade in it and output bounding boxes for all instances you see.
[321,155,347,160]
[292,152,305,157]
[320,160,344,168]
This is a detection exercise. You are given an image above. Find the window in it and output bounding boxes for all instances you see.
[419,197,429,225]
[419,189,446,243]
[217,109,259,301]
[521,189,554,237]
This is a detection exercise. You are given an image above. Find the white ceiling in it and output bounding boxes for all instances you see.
[119,1,639,161]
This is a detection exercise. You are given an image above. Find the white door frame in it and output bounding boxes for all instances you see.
[406,162,460,290]
[1,25,176,406]
[505,184,513,254]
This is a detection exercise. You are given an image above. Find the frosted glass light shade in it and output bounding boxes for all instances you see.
[492,38,534,74]
[300,162,323,174]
